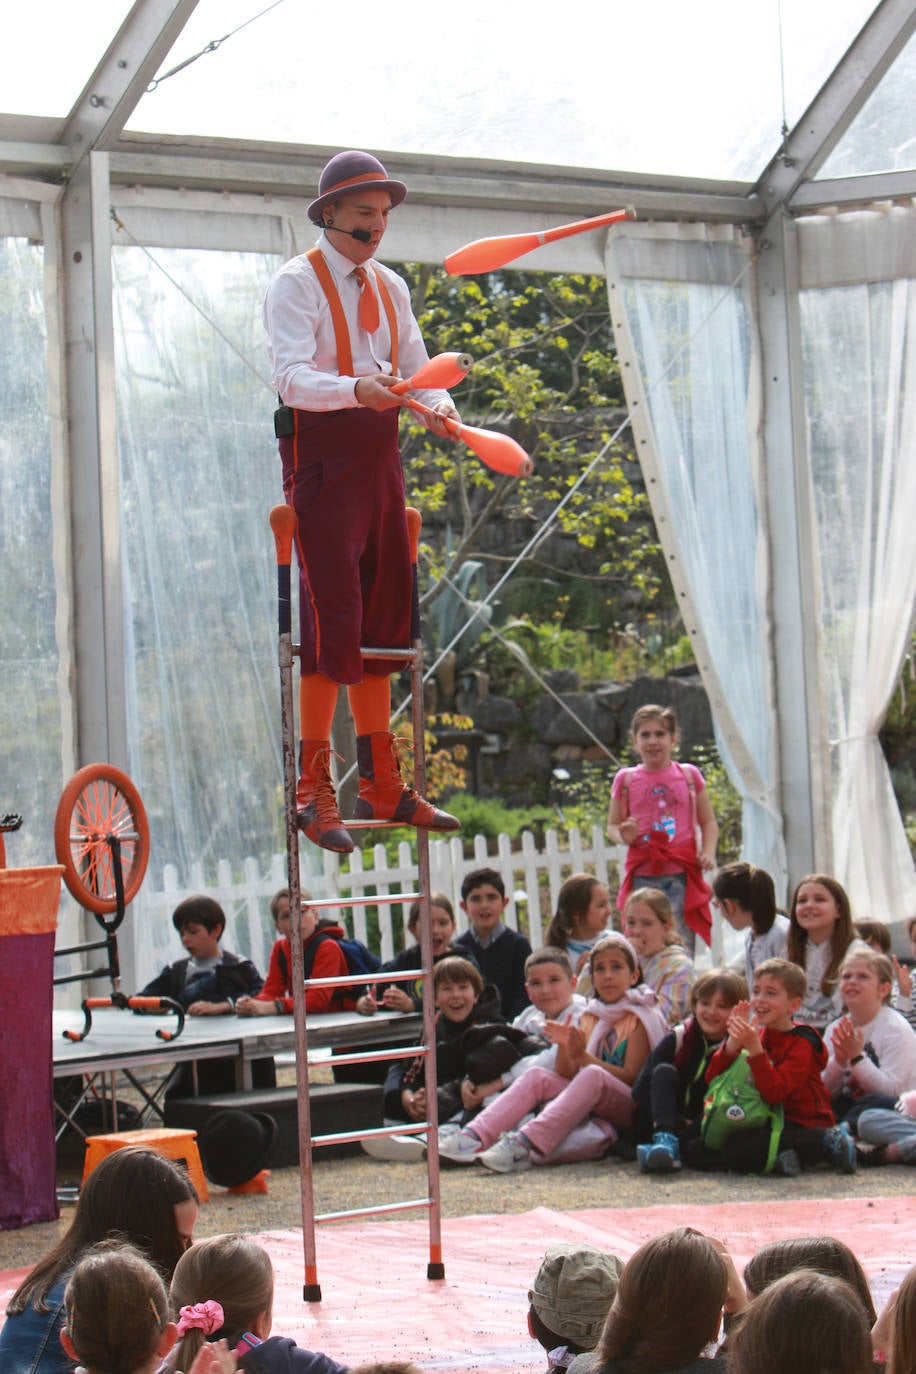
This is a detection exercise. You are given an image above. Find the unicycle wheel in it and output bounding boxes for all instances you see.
[54,764,150,914]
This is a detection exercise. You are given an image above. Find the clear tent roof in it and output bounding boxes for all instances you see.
[5,0,908,182]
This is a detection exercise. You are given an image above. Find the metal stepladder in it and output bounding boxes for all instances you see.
[269,504,444,1302]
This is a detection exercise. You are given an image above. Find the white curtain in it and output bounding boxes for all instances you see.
[605,224,786,900]
[797,206,916,919]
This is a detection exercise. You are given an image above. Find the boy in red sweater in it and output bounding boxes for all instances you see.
[685,957,856,1175]
[236,892,368,1016]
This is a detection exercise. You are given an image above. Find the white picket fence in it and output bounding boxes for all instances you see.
[127,825,638,993]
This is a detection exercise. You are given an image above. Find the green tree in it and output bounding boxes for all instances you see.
[392,266,671,641]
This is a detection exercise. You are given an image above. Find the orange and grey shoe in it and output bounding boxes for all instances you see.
[354,731,460,832]
[296,740,354,853]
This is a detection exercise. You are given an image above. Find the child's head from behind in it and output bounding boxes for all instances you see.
[730,1269,871,1374]
[171,895,225,960]
[407,893,456,957]
[524,947,576,1020]
[691,967,748,1041]
[623,888,679,960]
[545,874,611,947]
[743,1235,876,1325]
[170,1234,274,1369]
[528,1244,623,1355]
[751,958,805,1030]
[433,956,483,1022]
[630,704,677,768]
[839,948,894,1019]
[853,918,891,954]
[460,867,507,937]
[588,934,640,1004]
[890,1262,916,1374]
[62,1241,174,1374]
[598,1228,726,1372]
[712,863,778,937]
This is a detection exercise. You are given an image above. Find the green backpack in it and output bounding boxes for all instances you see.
[701,1051,784,1173]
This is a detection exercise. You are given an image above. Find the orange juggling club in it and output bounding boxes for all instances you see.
[390,351,474,394]
[444,205,637,275]
[403,396,533,478]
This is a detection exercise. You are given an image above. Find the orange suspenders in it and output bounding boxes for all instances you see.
[305,247,399,378]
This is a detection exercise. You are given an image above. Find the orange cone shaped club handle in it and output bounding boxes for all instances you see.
[444,205,637,275]
[406,507,422,562]
[270,503,298,566]
[404,397,533,478]
[390,352,474,395]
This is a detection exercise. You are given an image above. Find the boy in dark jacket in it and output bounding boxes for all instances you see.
[381,956,543,1130]
[139,894,274,1095]
[684,957,855,1175]
[454,867,531,1019]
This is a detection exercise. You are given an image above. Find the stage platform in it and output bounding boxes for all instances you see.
[4,1197,911,1373]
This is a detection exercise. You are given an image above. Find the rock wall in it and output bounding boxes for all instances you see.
[464,670,715,806]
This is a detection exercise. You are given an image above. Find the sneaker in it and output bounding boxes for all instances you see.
[478,1133,532,1174]
[360,1132,426,1162]
[855,1143,887,1169]
[636,1131,682,1174]
[772,1148,802,1177]
[823,1123,857,1175]
[437,1128,483,1164]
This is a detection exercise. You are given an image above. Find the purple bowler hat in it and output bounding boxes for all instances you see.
[307,150,407,224]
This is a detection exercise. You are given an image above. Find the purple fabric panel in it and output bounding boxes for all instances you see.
[0,931,59,1229]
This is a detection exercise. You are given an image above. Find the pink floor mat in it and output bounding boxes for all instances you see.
[3,1197,914,1373]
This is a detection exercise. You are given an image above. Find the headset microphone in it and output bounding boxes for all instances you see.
[324,224,373,244]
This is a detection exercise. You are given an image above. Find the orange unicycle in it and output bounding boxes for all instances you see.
[54,764,150,917]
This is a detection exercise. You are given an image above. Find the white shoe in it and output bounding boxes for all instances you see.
[438,1128,483,1163]
[478,1133,532,1174]
[361,1132,426,1162]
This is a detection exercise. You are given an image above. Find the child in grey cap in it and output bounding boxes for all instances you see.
[528,1244,624,1373]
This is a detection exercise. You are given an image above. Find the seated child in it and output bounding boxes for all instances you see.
[438,933,668,1172]
[527,1244,623,1374]
[727,1270,872,1374]
[742,1236,877,1326]
[622,887,695,1024]
[887,916,916,1033]
[367,892,470,1013]
[59,1241,183,1374]
[170,1233,347,1374]
[786,873,861,1029]
[607,703,718,955]
[236,889,369,1017]
[543,874,615,991]
[439,947,586,1156]
[592,1228,739,1373]
[379,956,543,1131]
[139,894,274,1095]
[712,862,789,986]
[454,867,532,1019]
[632,967,748,1173]
[684,957,854,1176]
[857,1087,916,1166]
[823,947,916,1126]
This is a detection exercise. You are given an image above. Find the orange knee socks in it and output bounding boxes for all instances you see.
[298,673,339,743]
[348,674,391,736]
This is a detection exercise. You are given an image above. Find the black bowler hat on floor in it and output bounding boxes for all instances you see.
[197,1109,278,1188]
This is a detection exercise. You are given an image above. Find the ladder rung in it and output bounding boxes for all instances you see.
[303,893,420,909]
[318,1044,427,1068]
[316,1197,432,1224]
[312,1122,429,1148]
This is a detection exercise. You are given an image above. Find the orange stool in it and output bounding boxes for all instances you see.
[82,1127,210,1202]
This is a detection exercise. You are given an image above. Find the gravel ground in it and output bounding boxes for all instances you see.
[3,1147,914,1271]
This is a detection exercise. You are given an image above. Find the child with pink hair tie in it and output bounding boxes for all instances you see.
[170,1235,347,1373]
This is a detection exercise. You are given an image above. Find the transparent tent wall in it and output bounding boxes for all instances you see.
[113,245,289,981]
[0,237,63,870]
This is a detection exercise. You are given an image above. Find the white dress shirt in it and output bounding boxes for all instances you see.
[263,232,450,418]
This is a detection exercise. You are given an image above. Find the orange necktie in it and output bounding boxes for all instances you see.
[354,265,380,333]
